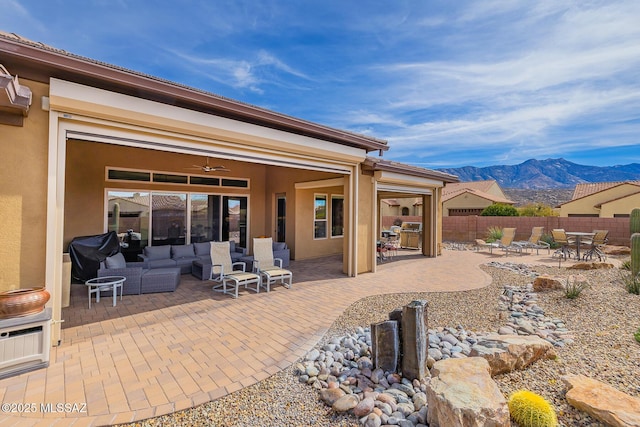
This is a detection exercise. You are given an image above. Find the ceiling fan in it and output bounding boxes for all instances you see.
[188,158,230,173]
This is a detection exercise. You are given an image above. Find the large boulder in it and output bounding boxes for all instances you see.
[469,334,556,376]
[532,275,564,292]
[569,262,614,270]
[426,357,510,427]
[563,374,640,427]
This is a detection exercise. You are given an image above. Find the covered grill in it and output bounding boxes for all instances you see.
[399,222,422,249]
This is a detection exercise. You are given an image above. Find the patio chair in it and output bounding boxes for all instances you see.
[252,237,293,292]
[581,230,608,262]
[209,241,261,298]
[551,229,576,260]
[486,228,522,256]
[516,226,551,254]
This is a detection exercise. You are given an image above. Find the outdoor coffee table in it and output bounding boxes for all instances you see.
[85,276,125,308]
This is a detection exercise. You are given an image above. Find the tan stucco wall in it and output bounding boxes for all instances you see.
[0,79,49,291]
[560,185,640,217]
[600,196,640,218]
[443,193,493,216]
[263,166,342,259]
[294,185,345,260]
[357,173,374,274]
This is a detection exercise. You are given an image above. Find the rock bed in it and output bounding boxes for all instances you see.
[127,261,639,427]
[294,264,572,426]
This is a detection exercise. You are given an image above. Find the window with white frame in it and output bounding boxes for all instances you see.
[314,194,327,239]
[331,195,344,237]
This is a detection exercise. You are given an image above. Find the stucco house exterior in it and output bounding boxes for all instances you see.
[559,181,640,217]
[442,180,514,216]
[0,32,457,345]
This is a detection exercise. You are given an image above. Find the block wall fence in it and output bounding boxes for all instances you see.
[441,216,631,246]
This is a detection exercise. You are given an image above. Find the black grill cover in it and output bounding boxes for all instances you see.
[68,231,120,282]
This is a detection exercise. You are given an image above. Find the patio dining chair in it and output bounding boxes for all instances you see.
[581,230,608,262]
[252,237,293,292]
[515,226,551,254]
[551,229,576,260]
[209,241,261,298]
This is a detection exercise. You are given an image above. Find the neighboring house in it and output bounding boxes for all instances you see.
[559,181,640,217]
[442,180,514,216]
[0,32,458,345]
[380,197,422,217]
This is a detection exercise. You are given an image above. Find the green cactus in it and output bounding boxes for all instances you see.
[508,390,558,427]
[631,233,640,278]
[632,208,640,235]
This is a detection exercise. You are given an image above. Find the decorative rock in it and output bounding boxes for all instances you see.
[401,300,430,381]
[426,357,510,427]
[563,374,640,427]
[569,262,614,270]
[533,275,564,292]
[332,394,359,412]
[469,334,557,376]
[305,348,320,361]
[320,387,346,406]
[413,392,427,411]
[353,396,376,417]
[363,413,382,427]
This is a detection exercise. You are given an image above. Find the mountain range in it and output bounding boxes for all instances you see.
[437,158,640,189]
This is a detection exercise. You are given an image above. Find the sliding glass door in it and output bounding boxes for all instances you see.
[107,191,247,247]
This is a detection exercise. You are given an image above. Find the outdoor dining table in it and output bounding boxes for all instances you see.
[565,231,595,260]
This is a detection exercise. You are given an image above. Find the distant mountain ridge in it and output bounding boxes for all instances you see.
[437,158,640,189]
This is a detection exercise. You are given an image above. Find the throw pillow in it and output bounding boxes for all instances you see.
[105,253,126,269]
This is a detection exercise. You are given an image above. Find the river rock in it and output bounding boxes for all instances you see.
[332,394,359,412]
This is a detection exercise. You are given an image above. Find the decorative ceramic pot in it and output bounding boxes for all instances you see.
[0,287,50,319]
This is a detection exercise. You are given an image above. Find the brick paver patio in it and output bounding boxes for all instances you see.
[0,249,562,426]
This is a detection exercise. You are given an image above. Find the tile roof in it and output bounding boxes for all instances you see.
[441,180,514,204]
[571,181,640,200]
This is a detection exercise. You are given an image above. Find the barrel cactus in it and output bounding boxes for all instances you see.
[508,390,558,427]
[632,233,640,278]
[632,208,640,235]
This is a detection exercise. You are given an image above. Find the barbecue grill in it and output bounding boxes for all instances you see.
[399,221,422,249]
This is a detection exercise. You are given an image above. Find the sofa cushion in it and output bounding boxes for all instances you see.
[273,242,287,251]
[171,244,195,259]
[148,258,177,269]
[194,242,210,257]
[105,253,126,269]
[144,245,171,260]
[229,240,236,252]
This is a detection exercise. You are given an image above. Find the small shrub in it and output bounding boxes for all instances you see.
[634,328,640,343]
[621,259,631,271]
[485,226,503,243]
[620,270,640,295]
[564,276,589,299]
[508,390,558,427]
[540,233,559,249]
[481,203,519,216]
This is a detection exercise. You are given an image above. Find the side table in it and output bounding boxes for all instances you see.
[85,276,125,308]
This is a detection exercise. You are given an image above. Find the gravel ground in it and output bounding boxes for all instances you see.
[122,257,640,427]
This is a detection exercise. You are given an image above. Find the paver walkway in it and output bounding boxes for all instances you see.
[0,249,560,426]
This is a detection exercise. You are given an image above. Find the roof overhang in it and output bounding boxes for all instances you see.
[363,157,459,183]
[0,32,388,153]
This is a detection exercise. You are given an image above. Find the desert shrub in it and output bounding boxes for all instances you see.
[621,259,631,271]
[539,233,559,249]
[481,203,519,216]
[634,328,640,343]
[508,390,558,427]
[620,270,640,295]
[392,217,403,226]
[564,276,589,299]
[517,203,558,217]
[485,226,503,243]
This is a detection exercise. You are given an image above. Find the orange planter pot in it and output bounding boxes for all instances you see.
[0,288,50,319]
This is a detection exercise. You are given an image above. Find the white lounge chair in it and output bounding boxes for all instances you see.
[209,241,260,298]
[486,228,522,256]
[252,237,293,292]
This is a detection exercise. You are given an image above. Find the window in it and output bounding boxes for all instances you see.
[314,194,327,239]
[331,195,344,237]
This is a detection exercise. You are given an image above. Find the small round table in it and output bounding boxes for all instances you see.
[84,276,126,309]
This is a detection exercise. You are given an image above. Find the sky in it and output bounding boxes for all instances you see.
[2,0,640,168]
